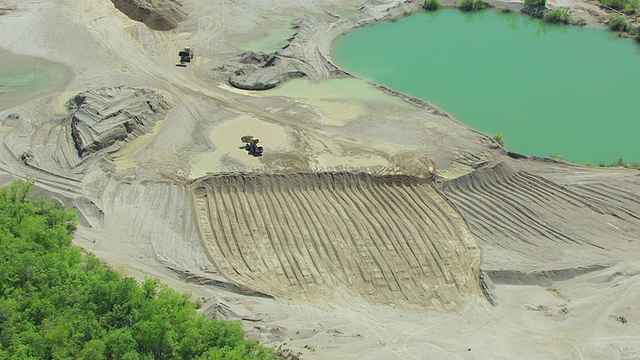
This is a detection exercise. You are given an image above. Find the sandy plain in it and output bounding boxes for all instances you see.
[0,0,639,358]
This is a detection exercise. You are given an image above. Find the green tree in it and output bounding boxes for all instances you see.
[423,0,441,11]
[458,0,491,11]
[523,0,546,17]
[0,180,277,360]
[608,14,630,31]
[624,0,638,13]
[544,7,572,24]
[79,339,106,360]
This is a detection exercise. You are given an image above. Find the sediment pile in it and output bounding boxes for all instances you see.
[111,0,187,30]
[68,87,171,158]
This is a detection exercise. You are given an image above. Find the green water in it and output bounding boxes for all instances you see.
[332,10,640,164]
[0,51,71,111]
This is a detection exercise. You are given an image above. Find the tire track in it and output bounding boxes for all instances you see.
[191,172,481,308]
[442,163,640,270]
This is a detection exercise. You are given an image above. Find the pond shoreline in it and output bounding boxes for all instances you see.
[331,8,640,164]
[0,50,72,111]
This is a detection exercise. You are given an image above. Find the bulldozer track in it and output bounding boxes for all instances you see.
[441,163,640,270]
[190,172,482,308]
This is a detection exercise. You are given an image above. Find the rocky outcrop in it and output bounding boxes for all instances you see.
[111,0,187,31]
[69,87,171,157]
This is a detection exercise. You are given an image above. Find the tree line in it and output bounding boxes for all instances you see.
[0,180,277,359]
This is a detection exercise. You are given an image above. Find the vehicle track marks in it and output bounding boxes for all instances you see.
[191,172,481,307]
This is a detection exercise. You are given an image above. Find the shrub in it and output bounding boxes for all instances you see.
[523,0,546,17]
[459,0,492,11]
[544,7,572,24]
[601,0,627,10]
[492,133,505,147]
[525,0,547,8]
[424,0,442,11]
[608,14,630,31]
[609,157,639,169]
[612,156,627,167]
[624,0,638,14]
[601,0,639,13]
[549,151,563,159]
[634,26,640,42]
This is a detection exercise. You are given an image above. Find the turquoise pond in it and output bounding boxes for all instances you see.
[332,9,640,164]
[0,51,70,111]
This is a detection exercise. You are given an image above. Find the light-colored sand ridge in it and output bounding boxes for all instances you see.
[191,172,482,308]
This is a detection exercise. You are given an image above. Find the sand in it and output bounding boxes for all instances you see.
[1,0,639,358]
[0,50,71,111]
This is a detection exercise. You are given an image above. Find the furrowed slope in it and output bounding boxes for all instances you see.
[190,172,482,309]
[441,162,640,271]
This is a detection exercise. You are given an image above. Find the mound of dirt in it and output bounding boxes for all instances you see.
[69,87,171,158]
[111,0,188,31]
[228,52,306,90]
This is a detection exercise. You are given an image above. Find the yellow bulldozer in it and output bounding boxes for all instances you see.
[176,47,194,67]
[241,135,263,156]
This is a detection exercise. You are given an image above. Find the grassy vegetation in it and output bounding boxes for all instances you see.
[492,133,505,147]
[0,180,277,360]
[522,0,573,24]
[547,154,639,169]
[625,0,639,13]
[608,14,631,31]
[599,156,640,169]
[458,0,492,12]
[549,151,563,159]
[544,7,572,24]
[423,0,442,11]
[600,0,638,14]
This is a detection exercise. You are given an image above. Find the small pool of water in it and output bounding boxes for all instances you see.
[332,10,640,164]
[0,51,71,111]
